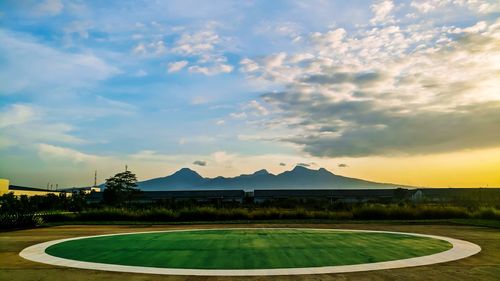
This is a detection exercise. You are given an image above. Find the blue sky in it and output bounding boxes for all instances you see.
[1,0,499,188]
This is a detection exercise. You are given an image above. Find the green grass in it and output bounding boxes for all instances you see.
[45,229,452,269]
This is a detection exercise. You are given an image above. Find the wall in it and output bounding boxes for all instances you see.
[0,179,9,195]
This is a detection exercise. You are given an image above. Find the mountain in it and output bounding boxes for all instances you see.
[137,166,404,191]
[139,168,204,190]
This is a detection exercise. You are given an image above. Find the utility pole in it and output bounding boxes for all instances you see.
[94,170,97,187]
[125,164,128,172]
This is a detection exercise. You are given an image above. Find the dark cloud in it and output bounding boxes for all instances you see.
[255,22,500,158]
[192,160,207,166]
[265,89,500,157]
[303,71,383,87]
[279,162,286,166]
[297,162,316,167]
[338,163,348,168]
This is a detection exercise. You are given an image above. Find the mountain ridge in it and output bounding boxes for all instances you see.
[137,166,407,191]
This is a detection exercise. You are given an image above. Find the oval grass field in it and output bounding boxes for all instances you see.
[44,228,452,269]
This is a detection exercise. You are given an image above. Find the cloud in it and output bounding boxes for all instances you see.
[132,41,167,56]
[410,0,447,13]
[134,69,148,77]
[188,63,233,75]
[129,150,183,162]
[95,96,137,115]
[63,21,92,45]
[0,29,119,95]
[279,162,286,166]
[370,0,395,25]
[167,60,189,73]
[338,163,348,168]
[243,17,500,157]
[193,160,207,166]
[169,27,235,75]
[37,143,103,164]
[212,151,235,164]
[410,0,500,14]
[0,104,87,146]
[296,162,311,167]
[34,0,63,16]
[254,21,304,39]
[245,100,269,116]
[230,112,247,119]
[172,30,219,56]
[132,43,147,55]
[240,58,259,73]
[178,136,216,145]
[0,104,36,128]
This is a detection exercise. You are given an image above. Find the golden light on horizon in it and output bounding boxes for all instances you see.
[334,147,500,188]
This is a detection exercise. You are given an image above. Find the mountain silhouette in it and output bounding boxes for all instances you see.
[137,166,403,191]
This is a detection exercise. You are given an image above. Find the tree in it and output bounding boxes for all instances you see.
[102,170,140,205]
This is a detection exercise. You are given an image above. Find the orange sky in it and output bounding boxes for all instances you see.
[329,147,500,188]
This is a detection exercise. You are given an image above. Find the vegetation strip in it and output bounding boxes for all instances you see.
[19,228,481,276]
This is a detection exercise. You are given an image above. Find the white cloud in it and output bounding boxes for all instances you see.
[264,52,287,69]
[245,100,269,116]
[167,60,189,73]
[130,23,234,75]
[132,40,167,56]
[95,96,136,114]
[132,43,147,55]
[169,26,234,75]
[178,136,216,145]
[230,112,247,119]
[0,104,91,147]
[0,104,36,128]
[410,0,500,14]
[212,151,236,164]
[149,40,167,55]
[188,63,233,75]
[240,58,259,72]
[0,29,119,95]
[172,30,218,56]
[241,17,500,157]
[370,0,395,25]
[37,143,103,164]
[34,0,63,16]
[0,103,91,148]
[134,69,148,77]
[254,21,304,39]
[410,0,447,13]
[130,150,182,162]
[63,21,92,41]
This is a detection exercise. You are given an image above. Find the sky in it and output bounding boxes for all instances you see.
[1,0,499,188]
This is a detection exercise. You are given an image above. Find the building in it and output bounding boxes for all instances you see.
[253,189,406,203]
[63,186,101,195]
[411,188,500,203]
[0,179,70,197]
[87,189,245,203]
[140,190,245,203]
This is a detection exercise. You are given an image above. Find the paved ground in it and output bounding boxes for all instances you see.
[1,223,499,280]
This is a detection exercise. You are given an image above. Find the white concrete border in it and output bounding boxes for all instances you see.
[19,228,481,276]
